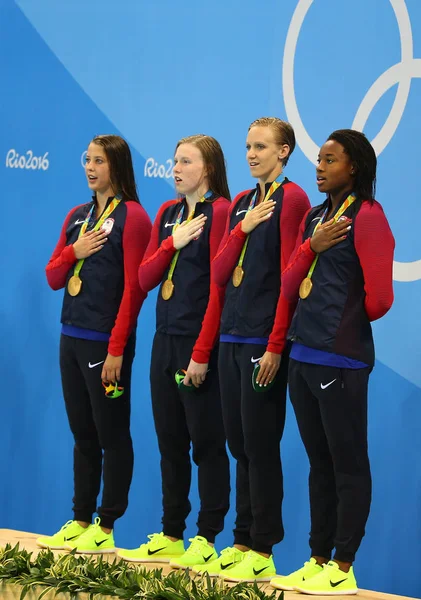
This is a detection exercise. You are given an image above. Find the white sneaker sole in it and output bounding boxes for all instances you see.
[118,555,174,563]
[222,574,275,583]
[36,541,67,550]
[270,581,296,591]
[294,586,358,595]
[73,548,116,555]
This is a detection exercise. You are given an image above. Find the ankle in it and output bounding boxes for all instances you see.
[165,535,181,542]
[312,555,329,567]
[76,521,90,529]
[234,544,250,552]
[333,559,352,573]
[100,526,112,535]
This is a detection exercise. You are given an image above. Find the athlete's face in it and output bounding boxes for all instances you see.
[173,143,209,198]
[246,126,289,182]
[316,140,355,197]
[85,143,114,197]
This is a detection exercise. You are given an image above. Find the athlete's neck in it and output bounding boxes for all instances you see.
[329,188,352,214]
[185,184,209,214]
[258,167,283,200]
[95,188,114,217]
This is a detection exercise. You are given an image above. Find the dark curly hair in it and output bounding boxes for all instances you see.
[327,129,377,201]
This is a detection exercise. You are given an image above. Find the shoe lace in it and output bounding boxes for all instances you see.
[187,536,209,556]
[146,533,165,547]
[241,551,255,564]
[60,520,74,531]
[220,547,239,560]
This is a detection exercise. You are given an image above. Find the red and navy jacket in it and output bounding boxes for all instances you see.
[283,196,395,366]
[138,194,230,363]
[46,198,152,356]
[211,179,310,353]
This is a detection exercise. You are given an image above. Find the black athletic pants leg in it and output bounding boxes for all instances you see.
[60,333,135,530]
[150,332,230,543]
[219,342,289,555]
[288,359,372,563]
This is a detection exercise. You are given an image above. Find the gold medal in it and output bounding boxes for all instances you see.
[232,266,244,287]
[161,279,175,300]
[299,277,313,299]
[68,275,82,297]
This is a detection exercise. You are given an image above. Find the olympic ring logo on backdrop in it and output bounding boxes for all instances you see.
[283,0,421,282]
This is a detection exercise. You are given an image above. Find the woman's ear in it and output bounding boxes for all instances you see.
[279,144,290,162]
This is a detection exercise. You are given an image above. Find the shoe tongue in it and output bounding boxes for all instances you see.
[326,561,339,570]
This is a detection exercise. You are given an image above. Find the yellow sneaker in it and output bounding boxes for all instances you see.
[118,533,185,563]
[270,557,322,590]
[294,560,358,595]
[192,546,245,576]
[169,536,217,569]
[220,550,276,582]
[64,517,115,554]
[36,520,89,550]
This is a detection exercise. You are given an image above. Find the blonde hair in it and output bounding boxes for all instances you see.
[248,117,296,166]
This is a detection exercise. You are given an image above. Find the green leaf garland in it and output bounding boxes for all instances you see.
[0,544,284,600]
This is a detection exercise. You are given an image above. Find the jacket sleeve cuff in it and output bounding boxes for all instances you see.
[302,237,316,257]
[65,244,77,263]
[266,340,286,355]
[191,348,211,364]
[232,221,248,240]
[162,236,176,252]
[107,342,124,357]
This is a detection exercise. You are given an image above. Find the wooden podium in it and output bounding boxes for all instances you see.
[0,529,416,600]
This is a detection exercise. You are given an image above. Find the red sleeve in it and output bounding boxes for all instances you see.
[138,200,179,292]
[354,200,395,321]
[211,191,250,286]
[281,210,316,303]
[191,198,230,363]
[45,206,83,290]
[108,202,152,356]
[267,185,311,354]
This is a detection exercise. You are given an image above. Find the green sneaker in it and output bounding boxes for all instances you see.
[65,517,115,554]
[36,520,89,550]
[169,536,217,569]
[192,546,245,576]
[294,560,358,595]
[220,550,276,582]
[270,557,323,590]
[118,533,185,563]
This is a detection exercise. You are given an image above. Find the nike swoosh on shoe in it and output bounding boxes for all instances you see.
[147,547,167,555]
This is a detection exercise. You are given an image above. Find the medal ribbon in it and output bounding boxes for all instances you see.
[306,193,356,280]
[165,191,212,284]
[72,196,121,279]
[236,177,285,270]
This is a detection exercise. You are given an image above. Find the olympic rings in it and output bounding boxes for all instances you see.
[282,0,421,281]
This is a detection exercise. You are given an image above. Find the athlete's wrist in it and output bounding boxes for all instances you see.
[234,221,248,239]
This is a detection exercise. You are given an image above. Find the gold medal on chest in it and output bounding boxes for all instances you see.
[161,279,175,300]
[232,266,244,288]
[68,275,82,297]
[299,277,313,299]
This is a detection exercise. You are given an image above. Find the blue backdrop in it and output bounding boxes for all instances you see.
[1,0,420,597]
